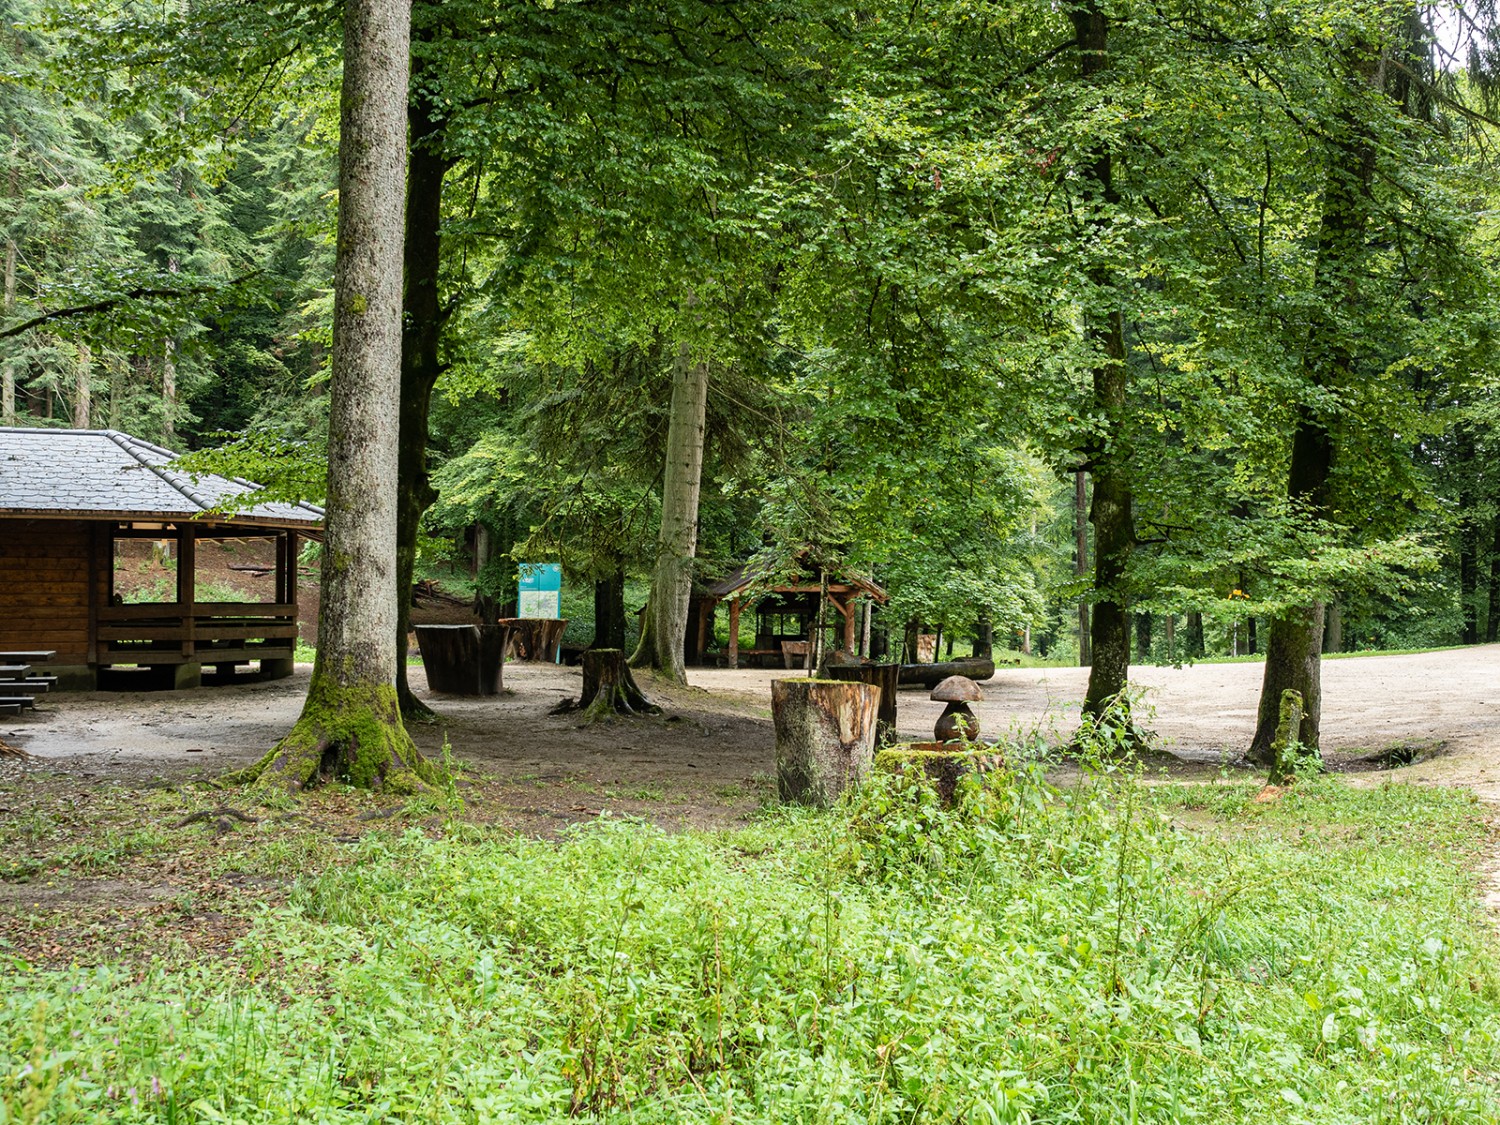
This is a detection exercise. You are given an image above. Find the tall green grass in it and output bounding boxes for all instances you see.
[2,761,1496,1122]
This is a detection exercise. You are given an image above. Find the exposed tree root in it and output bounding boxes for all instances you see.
[227,676,440,794]
[552,649,662,722]
[0,737,30,760]
[173,807,260,835]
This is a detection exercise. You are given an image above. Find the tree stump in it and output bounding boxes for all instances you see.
[1268,687,1318,784]
[498,618,568,662]
[875,744,1004,806]
[414,624,510,695]
[556,648,660,720]
[827,662,899,746]
[771,678,878,807]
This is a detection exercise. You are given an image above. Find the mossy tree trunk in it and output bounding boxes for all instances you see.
[237,0,431,794]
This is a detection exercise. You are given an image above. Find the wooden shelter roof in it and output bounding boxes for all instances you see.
[0,427,323,529]
[706,561,888,604]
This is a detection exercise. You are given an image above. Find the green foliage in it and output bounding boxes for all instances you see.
[2,770,1497,1121]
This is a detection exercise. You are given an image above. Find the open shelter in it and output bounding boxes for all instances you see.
[689,562,888,669]
[0,427,323,689]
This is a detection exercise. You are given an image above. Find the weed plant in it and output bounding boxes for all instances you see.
[1,736,1496,1121]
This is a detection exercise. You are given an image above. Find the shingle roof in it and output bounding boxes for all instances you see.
[0,428,324,528]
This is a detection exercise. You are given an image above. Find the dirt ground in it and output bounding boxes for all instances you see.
[4,644,1498,806]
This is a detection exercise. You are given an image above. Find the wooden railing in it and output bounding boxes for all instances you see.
[97,602,297,665]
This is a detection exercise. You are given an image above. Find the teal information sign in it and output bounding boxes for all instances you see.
[518,563,562,619]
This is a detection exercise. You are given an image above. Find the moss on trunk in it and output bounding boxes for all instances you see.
[230,674,438,794]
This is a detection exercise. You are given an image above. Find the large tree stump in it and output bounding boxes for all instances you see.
[827,662,899,746]
[414,624,510,695]
[498,618,568,662]
[771,678,878,807]
[554,648,660,720]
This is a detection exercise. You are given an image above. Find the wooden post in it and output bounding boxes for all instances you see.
[178,523,197,660]
[287,530,299,609]
[727,598,742,669]
[771,678,878,807]
[839,595,857,652]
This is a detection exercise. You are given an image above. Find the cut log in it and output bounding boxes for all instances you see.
[771,678,878,807]
[498,618,568,662]
[875,744,1004,805]
[414,624,510,695]
[897,657,995,688]
[555,648,660,720]
[827,662,899,746]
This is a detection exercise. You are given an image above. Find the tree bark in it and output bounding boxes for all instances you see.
[1185,610,1205,658]
[1488,509,1500,643]
[1075,469,1090,665]
[556,649,659,720]
[592,569,626,650]
[1071,0,1136,724]
[238,0,428,793]
[629,324,709,683]
[1457,427,1479,644]
[1250,45,1378,764]
[2,237,14,425]
[1323,599,1343,654]
[73,341,91,428]
[395,44,448,721]
[827,662,899,746]
[771,678,878,807]
[162,257,179,443]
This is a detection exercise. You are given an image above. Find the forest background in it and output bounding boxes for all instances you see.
[2,0,1498,760]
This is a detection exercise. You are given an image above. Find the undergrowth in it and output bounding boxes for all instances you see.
[1,749,1496,1122]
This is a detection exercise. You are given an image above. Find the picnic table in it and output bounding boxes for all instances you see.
[0,651,57,715]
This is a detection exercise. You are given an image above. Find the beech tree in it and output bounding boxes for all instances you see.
[238,0,432,791]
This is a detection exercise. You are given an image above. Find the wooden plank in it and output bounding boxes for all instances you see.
[0,651,56,662]
[98,624,298,642]
[97,602,296,620]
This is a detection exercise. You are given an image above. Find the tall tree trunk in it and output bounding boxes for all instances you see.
[629,326,709,684]
[1,237,14,426]
[1071,0,1135,722]
[1250,46,1378,764]
[1457,427,1479,643]
[1185,610,1205,658]
[75,342,91,428]
[1134,612,1152,660]
[592,569,626,650]
[1075,469,1091,665]
[162,256,179,443]
[1323,599,1343,653]
[239,0,428,793]
[1488,507,1500,643]
[394,41,448,720]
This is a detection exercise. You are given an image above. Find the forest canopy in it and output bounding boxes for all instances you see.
[2,0,1497,756]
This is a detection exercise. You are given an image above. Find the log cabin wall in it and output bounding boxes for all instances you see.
[0,518,104,663]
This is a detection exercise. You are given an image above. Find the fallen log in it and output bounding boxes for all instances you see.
[897,657,995,688]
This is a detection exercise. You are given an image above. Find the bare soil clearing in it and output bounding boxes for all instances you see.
[3,644,1496,796]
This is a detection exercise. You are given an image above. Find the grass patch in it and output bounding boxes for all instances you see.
[0,765,1496,1122]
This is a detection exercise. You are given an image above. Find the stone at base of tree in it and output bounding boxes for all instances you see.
[875,744,1004,805]
[552,648,660,720]
[771,678,878,807]
[1268,687,1318,784]
[414,624,509,695]
[827,662,899,746]
[228,677,438,794]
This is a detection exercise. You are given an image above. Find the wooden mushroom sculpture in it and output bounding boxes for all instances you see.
[931,675,982,742]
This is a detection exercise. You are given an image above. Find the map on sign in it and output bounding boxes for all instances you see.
[518,563,562,619]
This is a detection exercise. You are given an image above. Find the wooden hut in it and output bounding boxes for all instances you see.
[0,427,322,689]
[689,562,888,669]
